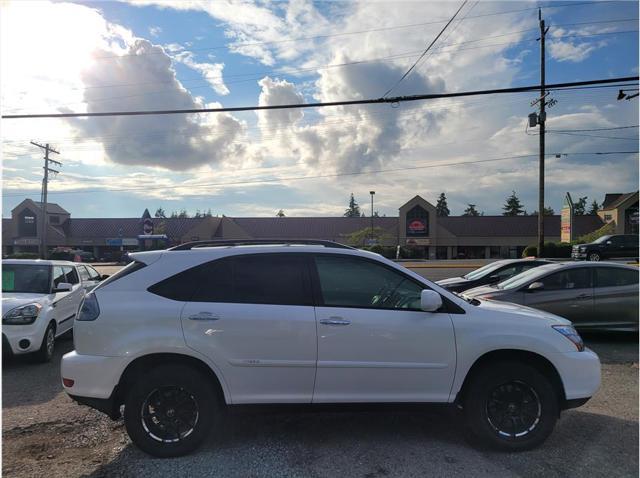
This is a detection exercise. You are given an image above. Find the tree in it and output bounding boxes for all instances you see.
[462,204,481,216]
[204,208,213,217]
[502,191,525,216]
[588,200,600,215]
[530,206,555,216]
[154,207,166,218]
[177,209,189,218]
[276,209,285,217]
[343,193,361,217]
[574,196,588,215]
[347,226,392,247]
[436,192,450,217]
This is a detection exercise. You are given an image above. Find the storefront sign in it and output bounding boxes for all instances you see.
[13,238,39,246]
[142,218,154,235]
[561,192,574,243]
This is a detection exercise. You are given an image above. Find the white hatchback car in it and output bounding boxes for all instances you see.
[2,259,103,362]
[61,240,601,457]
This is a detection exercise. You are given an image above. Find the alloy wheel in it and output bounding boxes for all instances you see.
[485,380,542,438]
[140,386,200,443]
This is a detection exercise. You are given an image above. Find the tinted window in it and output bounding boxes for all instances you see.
[63,266,79,284]
[541,268,591,290]
[52,266,66,287]
[150,254,311,306]
[609,236,624,245]
[624,236,638,247]
[315,255,423,310]
[595,268,639,287]
[78,266,91,282]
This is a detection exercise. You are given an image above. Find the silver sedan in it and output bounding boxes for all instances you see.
[464,261,639,331]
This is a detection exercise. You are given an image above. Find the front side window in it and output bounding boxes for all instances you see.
[63,266,79,285]
[52,266,66,288]
[595,268,639,287]
[86,266,101,280]
[540,268,591,291]
[315,255,423,310]
[2,264,51,294]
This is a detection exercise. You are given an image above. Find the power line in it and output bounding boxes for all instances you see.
[546,130,638,140]
[550,125,638,132]
[3,150,637,198]
[3,76,637,120]
[382,0,469,98]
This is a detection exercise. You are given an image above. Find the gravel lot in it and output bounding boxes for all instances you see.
[2,263,638,477]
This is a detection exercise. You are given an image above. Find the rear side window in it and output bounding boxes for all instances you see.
[595,268,639,287]
[149,254,312,306]
[78,266,91,282]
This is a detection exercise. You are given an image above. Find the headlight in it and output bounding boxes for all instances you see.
[553,325,585,352]
[579,246,586,252]
[3,303,42,325]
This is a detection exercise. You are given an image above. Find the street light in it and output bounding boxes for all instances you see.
[370,191,375,243]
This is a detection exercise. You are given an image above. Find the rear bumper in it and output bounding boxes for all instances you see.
[61,350,129,400]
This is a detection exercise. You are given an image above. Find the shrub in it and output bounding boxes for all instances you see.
[522,241,572,258]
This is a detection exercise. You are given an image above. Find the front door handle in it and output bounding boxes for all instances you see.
[319,317,351,326]
[574,294,592,300]
[188,312,220,321]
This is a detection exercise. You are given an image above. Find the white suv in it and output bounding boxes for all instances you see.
[2,259,99,362]
[61,240,601,457]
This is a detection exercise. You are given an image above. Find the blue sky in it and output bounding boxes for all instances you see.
[2,0,638,219]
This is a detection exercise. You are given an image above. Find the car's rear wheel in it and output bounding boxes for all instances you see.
[123,364,218,457]
[588,252,601,261]
[463,361,558,451]
[34,323,56,363]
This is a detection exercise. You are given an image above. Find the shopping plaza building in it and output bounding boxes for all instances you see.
[2,192,637,260]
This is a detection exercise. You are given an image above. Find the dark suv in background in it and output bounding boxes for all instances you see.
[572,234,639,262]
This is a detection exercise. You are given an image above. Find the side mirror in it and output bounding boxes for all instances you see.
[527,281,544,292]
[487,274,500,282]
[420,290,443,312]
[54,282,73,293]
[100,274,110,280]
[606,241,612,245]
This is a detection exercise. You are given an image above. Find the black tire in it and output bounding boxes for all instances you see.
[34,323,56,363]
[463,361,558,451]
[123,364,218,457]
[587,252,601,261]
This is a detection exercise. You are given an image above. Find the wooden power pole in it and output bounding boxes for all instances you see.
[31,142,61,259]
[537,9,549,258]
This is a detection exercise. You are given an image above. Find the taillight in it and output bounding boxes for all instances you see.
[62,378,75,387]
[76,292,100,321]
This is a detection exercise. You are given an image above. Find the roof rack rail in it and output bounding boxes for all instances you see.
[168,239,355,251]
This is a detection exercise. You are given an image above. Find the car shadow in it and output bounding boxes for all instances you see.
[85,408,638,478]
[583,332,639,364]
[2,334,74,408]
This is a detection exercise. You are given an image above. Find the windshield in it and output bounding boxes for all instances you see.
[593,235,612,244]
[463,261,507,280]
[2,264,51,294]
[496,266,552,290]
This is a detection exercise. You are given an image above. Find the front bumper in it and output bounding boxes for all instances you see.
[571,251,587,260]
[61,350,130,400]
[2,322,47,355]
[553,347,601,401]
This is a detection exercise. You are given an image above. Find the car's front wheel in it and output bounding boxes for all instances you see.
[34,323,56,363]
[123,364,219,457]
[588,252,601,261]
[463,361,558,451]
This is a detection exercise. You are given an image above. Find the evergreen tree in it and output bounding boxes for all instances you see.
[502,191,525,216]
[530,206,555,216]
[204,208,213,217]
[436,192,450,217]
[276,209,285,217]
[177,209,189,218]
[588,200,600,215]
[154,207,166,218]
[574,196,587,215]
[343,193,361,217]
[462,204,481,216]
[170,211,178,218]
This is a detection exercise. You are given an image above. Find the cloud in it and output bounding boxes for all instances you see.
[548,40,597,63]
[174,50,229,95]
[149,25,162,37]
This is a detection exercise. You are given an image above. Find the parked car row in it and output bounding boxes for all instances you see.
[2,260,108,362]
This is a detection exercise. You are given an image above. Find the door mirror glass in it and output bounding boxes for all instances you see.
[100,274,110,280]
[606,240,612,245]
[54,282,73,292]
[528,281,544,291]
[420,290,443,312]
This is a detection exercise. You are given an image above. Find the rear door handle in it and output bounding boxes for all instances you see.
[188,312,220,321]
[319,317,351,326]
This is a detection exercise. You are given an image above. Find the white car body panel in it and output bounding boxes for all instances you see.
[61,246,601,408]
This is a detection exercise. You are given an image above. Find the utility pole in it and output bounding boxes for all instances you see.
[536,10,549,258]
[370,191,375,242]
[31,142,61,259]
